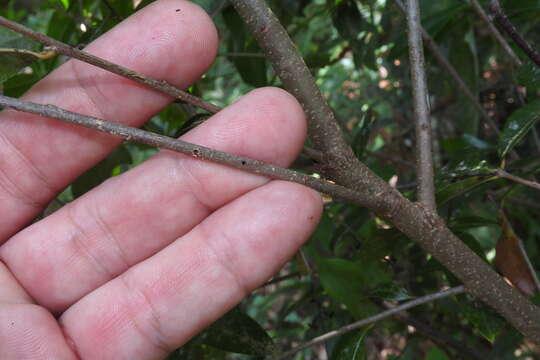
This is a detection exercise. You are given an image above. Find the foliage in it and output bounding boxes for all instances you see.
[2,0,540,359]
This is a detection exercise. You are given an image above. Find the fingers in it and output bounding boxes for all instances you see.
[59,181,322,359]
[0,0,218,240]
[1,87,308,313]
[0,304,77,359]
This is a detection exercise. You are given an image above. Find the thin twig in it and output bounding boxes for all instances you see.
[502,195,540,209]
[219,52,265,58]
[275,286,465,359]
[490,0,540,68]
[302,146,324,163]
[0,16,221,114]
[366,150,415,169]
[470,0,522,66]
[228,0,357,168]
[393,0,501,137]
[258,272,301,289]
[0,95,364,205]
[404,0,436,210]
[496,168,540,191]
[229,1,540,343]
[394,312,489,360]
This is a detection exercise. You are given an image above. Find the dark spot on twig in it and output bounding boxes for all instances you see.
[241,160,247,166]
[176,9,181,12]
[192,149,200,156]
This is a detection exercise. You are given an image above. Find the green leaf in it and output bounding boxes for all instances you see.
[329,327,371,360]
[453,231,488,261]
[517,60,540,91]
[450,216,499,231]
[426,346,450,360]
[222,7,267,88]
[195,307,273,356]
[499,99,540,159]
[332,1,378,70]
[449,25,479,135]
[436,175,496,206]
[316,257,391,318]
[72,146,132,198]
[0,50,41,83]
[460,301,505,342]
[0,27,35,49]
[101,0,134,18]
[0,27,42,83]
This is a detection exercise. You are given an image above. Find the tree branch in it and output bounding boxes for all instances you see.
[404,0,436,210]
[394,312,490,360]
[496,168,540,191]
[0,95,363,205]
[489,0,540,68]
[227,0,540,343]
[3,5,540,345]
[228,0,358,172]
[0,16,221,114]
[469,0,522,66]
[275,286,465,359]
[393,0,501,137]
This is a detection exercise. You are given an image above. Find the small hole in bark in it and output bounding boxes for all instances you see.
[241,160,246,166]
[192,149,200,156]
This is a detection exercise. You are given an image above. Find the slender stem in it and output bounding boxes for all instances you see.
[229,0,540,343]
[502,195,540,209]
[302,146,324,163]
[404,0,436,210]
[228,0,357,171]
[490,0,540,68]
[0,95,364,205]
[394,0,501,137]
[394,312,489,360]
[470,0,522,66]
[0,16,221,114]
[219,52,265,58]
[275,286,465,359]
[496,168,540,191]
[258,272,301,289]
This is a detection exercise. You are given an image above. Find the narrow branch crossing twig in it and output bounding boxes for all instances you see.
[470,0,522,66]
[496,168,540,191]
[489,0,540,68]
[0,95,363,205]
[275,286,465,359]
[0,16,221,114]
[404,0,436,210]
[394,0,501,137]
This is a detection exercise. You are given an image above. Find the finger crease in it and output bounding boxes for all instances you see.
[66,205,113,280]
[70,60,108,122]
[0,130,57,208]
[118,274,173,356]
[199,225,250,299]
[93,204,130,272]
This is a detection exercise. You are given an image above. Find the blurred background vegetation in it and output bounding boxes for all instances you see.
[1,0,540,359]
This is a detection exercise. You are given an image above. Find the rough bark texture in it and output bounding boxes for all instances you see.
[229,0,540,343]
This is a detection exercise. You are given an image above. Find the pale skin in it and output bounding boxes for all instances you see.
[0,1,322,358]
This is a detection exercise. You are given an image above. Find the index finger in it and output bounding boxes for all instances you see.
[0,0,218,240]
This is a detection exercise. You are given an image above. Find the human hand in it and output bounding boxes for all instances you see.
[0,1,322,358]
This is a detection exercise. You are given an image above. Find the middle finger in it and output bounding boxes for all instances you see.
[0,88,307,313]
